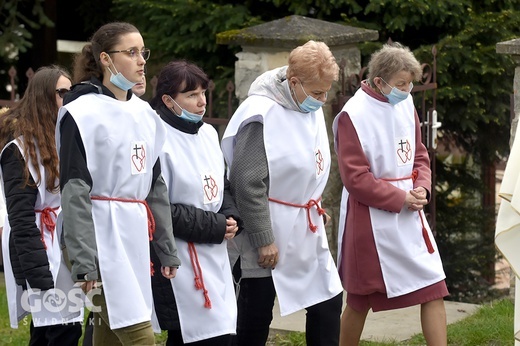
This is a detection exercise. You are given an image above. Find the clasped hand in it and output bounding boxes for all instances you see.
[405,187,428,211]
[224,217,239,240]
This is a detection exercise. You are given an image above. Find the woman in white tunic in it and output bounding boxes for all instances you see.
[149,60,241,345]
[333,43,448,345]
[0,66,83,345]
[221,40,343,346]
[56,22,180,346]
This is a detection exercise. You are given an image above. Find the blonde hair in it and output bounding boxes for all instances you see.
[367,42,422,87]
[286,40,339,84]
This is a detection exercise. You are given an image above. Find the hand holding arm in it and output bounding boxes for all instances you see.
[224,217,239,240]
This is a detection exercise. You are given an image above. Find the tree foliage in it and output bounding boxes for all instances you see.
[112,0,262,81]
[0,0,53,59]
[1,0,517,302]
[108,0,520,302]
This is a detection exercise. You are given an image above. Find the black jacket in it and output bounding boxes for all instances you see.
[150,103,242,331]
[1,142,53,290]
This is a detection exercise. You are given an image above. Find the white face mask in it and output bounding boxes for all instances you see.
[296,83,325,113]
[167,96,205,123]
[379,78,413,106]
[106,56,137,91]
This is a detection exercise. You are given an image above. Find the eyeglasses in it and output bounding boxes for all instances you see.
[56,88,70,98]
[106,48,151,61]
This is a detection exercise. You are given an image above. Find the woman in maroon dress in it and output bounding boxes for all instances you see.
[333,42,448,345]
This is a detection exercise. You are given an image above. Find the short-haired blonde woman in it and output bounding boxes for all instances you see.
[221,40,343,346]
[333,43,448,345]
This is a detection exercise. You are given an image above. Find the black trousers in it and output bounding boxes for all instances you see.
[166,329,232,346]
[29,320,82,346]
[82,310,94,346]
[232,264,343,346]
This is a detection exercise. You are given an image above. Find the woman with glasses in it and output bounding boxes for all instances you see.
[221,40,343,346]
[333,42,448,345]
[0,65,83,345]
[80,75,148,346]
[56,22,180,345]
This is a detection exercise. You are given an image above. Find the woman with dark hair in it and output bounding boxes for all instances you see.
[56,22,180,345]
[149,60,241,346]
[0,65,83,345]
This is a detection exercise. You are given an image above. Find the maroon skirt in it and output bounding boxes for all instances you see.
[347,280,449,312]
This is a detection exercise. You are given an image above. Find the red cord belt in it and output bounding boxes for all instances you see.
[91,195,212,308]
[382,170,434,254]
[34,207,59,250]
[90,196,157,275]
[268,196,325,233]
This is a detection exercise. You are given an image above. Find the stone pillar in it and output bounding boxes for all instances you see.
[218,16,378,104]
[217,16,378,261]
[234,47,290,103]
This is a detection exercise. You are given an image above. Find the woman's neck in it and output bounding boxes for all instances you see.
[103,76,129,101]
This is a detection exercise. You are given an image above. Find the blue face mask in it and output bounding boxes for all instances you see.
[296,83,325,113]
[169,97,205,123]
[380,78,413,106]
[106,57,137,91]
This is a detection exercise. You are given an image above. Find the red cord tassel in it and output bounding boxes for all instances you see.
[188,242,212,309]
[203,289,212,308]
[422,227,435,254]
[150,261,155,276]
[418,212,435,254]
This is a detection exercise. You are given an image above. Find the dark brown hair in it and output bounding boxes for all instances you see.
[0,65,71,192]
[149,60,209,109]
[73,22,139,83]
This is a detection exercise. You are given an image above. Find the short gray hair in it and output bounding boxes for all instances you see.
[367,42,422,87]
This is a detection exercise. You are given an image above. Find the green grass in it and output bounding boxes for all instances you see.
[273,299,515,346]
[0,282,31,346]
[0,272,169,345]
[0,271,514,346]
